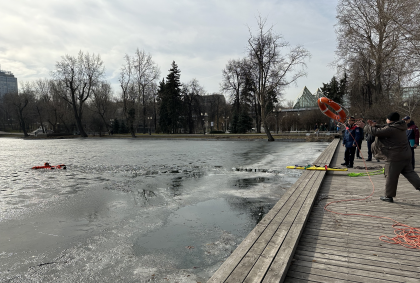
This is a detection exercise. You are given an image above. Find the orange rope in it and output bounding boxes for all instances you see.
[324,119,420,249]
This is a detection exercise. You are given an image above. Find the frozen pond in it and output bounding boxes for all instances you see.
[0,138,328,282]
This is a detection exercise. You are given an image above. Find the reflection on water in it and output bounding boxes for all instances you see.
[0,138,328,282]
[232,176,270,189]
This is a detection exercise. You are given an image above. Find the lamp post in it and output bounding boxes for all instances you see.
[147,117,152,135]
[224,116,229,132]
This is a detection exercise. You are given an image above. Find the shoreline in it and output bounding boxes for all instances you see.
[0,132,337,142]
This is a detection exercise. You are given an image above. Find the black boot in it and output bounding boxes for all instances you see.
[380,196,393,202]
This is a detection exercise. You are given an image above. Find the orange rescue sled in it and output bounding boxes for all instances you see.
[32,163,66,170]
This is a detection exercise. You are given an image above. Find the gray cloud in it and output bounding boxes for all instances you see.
[0,0,339,101]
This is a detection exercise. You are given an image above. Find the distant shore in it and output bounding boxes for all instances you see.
[0,131,337,142]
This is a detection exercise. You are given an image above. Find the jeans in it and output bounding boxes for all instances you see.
[344,147,356,166]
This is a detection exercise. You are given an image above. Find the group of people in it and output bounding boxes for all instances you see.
[314,123,330,132]
[340,112,420,202]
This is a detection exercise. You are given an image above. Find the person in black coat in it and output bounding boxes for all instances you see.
[365,120,376,161]
[356,125,364,159]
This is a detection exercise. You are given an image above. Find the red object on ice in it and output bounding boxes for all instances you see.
[32,163,66,170]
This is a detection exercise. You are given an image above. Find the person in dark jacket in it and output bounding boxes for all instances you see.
[403,116,419,169]
[341,116,361,168]
[356,126,364,159]
[365,120,378,161]
[363,112,420,202]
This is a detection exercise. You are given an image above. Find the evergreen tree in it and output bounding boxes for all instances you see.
[230,111,240,133]
[112,118,120,134]
[321,74,347,105]
[237,110,253,133]
[119,120,128,134]
[158,79,171,133]
[158,62,182,133]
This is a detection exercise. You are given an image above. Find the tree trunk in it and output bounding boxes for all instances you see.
[18,110,29,137]
[263,122,274,141]
[143,94,146,134]
[74,114,88,137]
[261,107,274,141]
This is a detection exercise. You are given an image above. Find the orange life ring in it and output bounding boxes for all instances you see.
[317,97,346,123]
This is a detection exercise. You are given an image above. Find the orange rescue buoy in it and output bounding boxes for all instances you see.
[317,97,346,123]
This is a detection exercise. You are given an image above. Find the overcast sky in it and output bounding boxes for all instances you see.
[0,0,339,103]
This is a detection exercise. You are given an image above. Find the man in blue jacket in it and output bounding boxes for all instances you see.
[341,116,361,168]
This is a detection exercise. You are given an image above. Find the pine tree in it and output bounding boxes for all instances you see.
[237,110,253,133]
[158,62,182,133]
[112,119,120,134]
[157,79,171,133]
[321,75,347,105]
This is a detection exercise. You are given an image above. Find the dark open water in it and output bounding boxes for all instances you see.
[0,138,328,282]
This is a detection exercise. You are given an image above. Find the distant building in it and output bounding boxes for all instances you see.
[0,69,18,97]
[293,86,322,109]
[400,86,420,100]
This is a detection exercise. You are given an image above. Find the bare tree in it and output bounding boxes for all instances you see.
[132,49,160,134]
[119,54,137,137]
[336,0,420,107]
[32,79,51,133]
[221,59,247,113]
[247,17,310,141]
[89,81,114,133]
[183,79,205,134]
[3,82,35,136]
[283,100,295,109]
[52,51,105,137]
[48,80,75,133]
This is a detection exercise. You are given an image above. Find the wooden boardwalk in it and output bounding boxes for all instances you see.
[209,139,420,282]
[285,141,420,283]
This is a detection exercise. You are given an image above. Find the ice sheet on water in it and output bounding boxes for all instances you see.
[0,138,329,282]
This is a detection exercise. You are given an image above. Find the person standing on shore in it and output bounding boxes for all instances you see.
[341,116,361,168]
[363,112,420,202]
[403,116,419,169]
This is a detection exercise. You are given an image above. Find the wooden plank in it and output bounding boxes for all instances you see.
[295,245,420,270]
[287,264,396,283]
[298,235,420,257]
[294,249,420,275]
[290,258,419,283]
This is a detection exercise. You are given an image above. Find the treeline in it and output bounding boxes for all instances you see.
[0,17,312,140]
[0,55,231,137]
